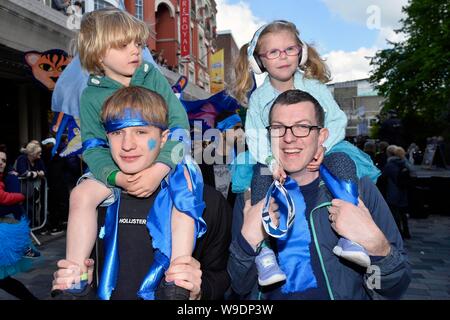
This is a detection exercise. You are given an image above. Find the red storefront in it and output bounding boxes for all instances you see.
[124,0,217,91]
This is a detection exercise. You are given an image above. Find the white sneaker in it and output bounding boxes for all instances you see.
[255,247,287,286]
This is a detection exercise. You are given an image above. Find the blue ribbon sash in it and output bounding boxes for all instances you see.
[262,177,318,293]
[319,164,358,205]
[97,196,120,300]
[82,138,109,152]
[262,179,296,238]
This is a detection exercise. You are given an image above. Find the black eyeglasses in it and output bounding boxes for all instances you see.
[266,124,322,138]
[259,45,301,60]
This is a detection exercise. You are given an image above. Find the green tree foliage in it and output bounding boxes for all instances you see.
[370,0,450,144]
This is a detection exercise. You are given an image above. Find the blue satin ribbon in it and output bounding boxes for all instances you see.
[138,156,206,299]
[216,114,242,132]
[97,157,206,300]
[104,119,168,133]
[82,138,109,152]
[97,196,120,300]
[103,108,167,133]
[262,177,318,293]
[319,164,369,266]
[319,164,358,205]
[262,178,297,238]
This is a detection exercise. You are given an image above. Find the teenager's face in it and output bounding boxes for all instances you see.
[258,30,300,83]
[270,102,328,176]
[101,41,143,86]
[108,126,168,174]
[0,151,6,173]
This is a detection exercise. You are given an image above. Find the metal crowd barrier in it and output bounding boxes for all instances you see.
[18,176,48,246]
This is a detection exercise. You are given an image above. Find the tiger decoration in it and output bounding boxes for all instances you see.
[24,49,71,91]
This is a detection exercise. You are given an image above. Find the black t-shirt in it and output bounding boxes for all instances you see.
[99,191,155,300]
[95,184,232,300]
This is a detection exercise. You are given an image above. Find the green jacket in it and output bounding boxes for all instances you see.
[80,61,189,186]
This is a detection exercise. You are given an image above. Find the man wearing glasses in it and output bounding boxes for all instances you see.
[227,89,411,300]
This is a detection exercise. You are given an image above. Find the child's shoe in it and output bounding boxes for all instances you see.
[155,281,190,300]
[23,246,41,258]
[333,238,371,268]
[50,279,95,300]
[255,247,286,286]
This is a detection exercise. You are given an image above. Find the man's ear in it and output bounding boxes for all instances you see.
[160,129,169,147]
[318,128,329,147]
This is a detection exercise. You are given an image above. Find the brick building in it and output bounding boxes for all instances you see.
[122,0,218,91]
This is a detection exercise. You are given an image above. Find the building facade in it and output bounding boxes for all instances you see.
[328,78,385,138]
[215,30,239,89]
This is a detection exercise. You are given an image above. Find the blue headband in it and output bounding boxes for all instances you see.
[103,108,167,133]
[216,114,242,132]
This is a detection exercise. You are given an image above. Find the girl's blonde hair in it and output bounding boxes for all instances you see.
[21,141,42,157]
[231,21,331,106]
[229,43,254,107]
[77,8,149,75]
[101,86,168,128]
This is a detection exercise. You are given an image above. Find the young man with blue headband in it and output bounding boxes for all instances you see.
[52,86,232,300]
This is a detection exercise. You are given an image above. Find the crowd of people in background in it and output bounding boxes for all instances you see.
[0,139,82,235]
[150,49,179,73]
[50,0,84,17]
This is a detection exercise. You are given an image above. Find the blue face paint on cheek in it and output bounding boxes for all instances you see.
[148,139,157,151]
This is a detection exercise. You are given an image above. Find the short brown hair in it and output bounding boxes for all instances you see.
[101,86,168,129]
[77,8,149,75]
[269,89,325,127]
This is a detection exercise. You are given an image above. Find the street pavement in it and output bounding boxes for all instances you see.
[1,214,449,300]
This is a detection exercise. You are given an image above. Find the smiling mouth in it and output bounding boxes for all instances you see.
[282,148,302,156]
[121,155,140,162]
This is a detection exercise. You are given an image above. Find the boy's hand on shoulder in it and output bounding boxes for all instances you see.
[115,171,132,190]
[127,163,170,198]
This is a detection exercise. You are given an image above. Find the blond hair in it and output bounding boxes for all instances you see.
[21,141,42,157]
[229,43,254,107]
[101,86,168,128]
[394,146,406,159]
[77,8,149,75]
[386,145,403,158]
[232,21,331,106]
